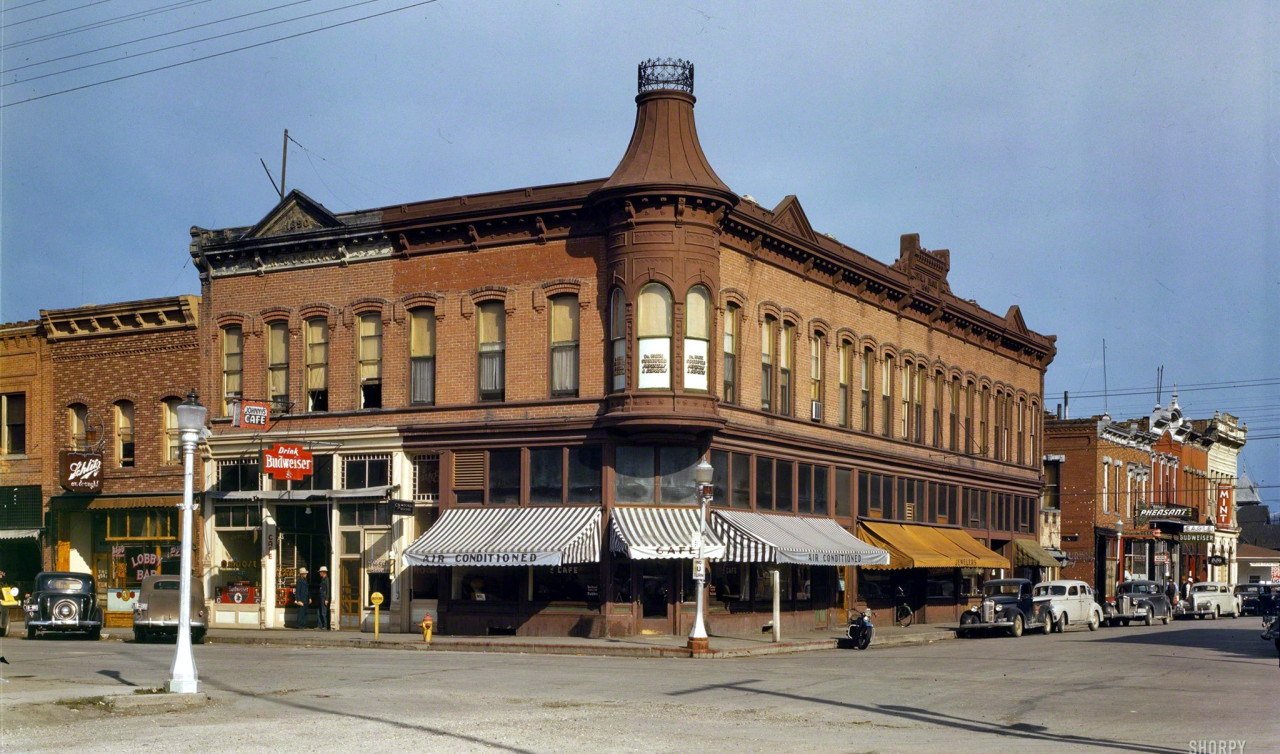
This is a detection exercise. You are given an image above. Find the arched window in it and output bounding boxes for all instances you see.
[410,308,436,405]
[949,377,961,451]
[779,322,794,416]
[838,342,851,427]
[636,283,672,390]
[881,354,894,437]
[114,401,134,467]
[761,316,776,412]
[550,295,579,397]
[609,289,626,392]
[809,333,824,421]
[861,347,873,431]
[477,301,505,401]
[266,321,289,412]
[221,325,243,416]
[722,303,739,403]
[683,286,710,392]
[69,403,89,448]
[305,317,329,412]
[358,313,383,409]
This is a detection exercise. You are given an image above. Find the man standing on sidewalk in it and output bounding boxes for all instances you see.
[294,568,311,629]
[315,566,331,630]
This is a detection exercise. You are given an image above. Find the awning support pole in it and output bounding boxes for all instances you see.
[771,568,781,643]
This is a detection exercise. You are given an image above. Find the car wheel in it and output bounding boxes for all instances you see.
[1088,612,1099,631]
[1143,609,1154,627]
[88,626,101,640]
[134,627,148,643]
[1055,614,1067,633]
[193,630,206,645]
[1161,614,1170,625]
[1008,614,1024,638]
[1211,607,1219,621]
[1122,619,1131,627]
[26,625,37,640]
[0,615,8,638]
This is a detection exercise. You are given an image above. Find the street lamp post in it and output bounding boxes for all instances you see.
[689,458,714,651]
[169,390,206,694]
[1114,517,1125,585]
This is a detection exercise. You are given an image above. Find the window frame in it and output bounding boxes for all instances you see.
[305,317,329,412]
[114,400,134,467]
[722,303,739,403]
[1,392,26,455]
[549,294,580,398]
[221,325,243,416]
[409,307,437,406]
[357,312,383,409]
[266,320,290,412]
[477,300,506,402]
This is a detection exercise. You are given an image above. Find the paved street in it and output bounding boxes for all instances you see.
[2,618,1275,753]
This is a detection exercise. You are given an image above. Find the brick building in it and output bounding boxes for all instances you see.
[39,296,203,627]
[0,320,50,593]
[188,60,1056,637]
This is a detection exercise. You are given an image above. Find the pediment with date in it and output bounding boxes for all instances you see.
[768,195,819,245]
[246,189,344,239]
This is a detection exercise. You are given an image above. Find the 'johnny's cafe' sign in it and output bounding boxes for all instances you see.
[261,443,314,481]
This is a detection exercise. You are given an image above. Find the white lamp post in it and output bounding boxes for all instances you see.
[689,458,714,651]
[169,390,206,694]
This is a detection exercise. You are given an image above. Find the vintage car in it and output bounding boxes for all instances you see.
[0,583,20,637]
[1174,582,1240,619]
[23,571,103,640]
[1104,579,1172,626]
[133,574,207,643]
[1032,579,1103,632]
[1234,582,1275,615]
[958,578,1053,637]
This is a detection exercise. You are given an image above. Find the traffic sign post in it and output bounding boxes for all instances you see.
[370,591,384,640]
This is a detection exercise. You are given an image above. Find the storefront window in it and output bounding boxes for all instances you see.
[752,563,792,610]
[217,459,260,492]
[338,503,391,527]
[926,570,957,599]
[451,567,521,601]
[211,531,261,605]
[532,564,600,603]
[615,445,700,504]
[857,569,891,602]
[489,449,520,504]
[343,454,389,488]
[710,562,748,607]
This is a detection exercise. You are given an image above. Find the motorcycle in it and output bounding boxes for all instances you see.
[846,608,874,650]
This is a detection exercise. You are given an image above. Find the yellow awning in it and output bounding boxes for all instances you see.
[1011,538,1059,568]
[859,521,1010,570]
[932,527,1011,569]
[858,522,955,570]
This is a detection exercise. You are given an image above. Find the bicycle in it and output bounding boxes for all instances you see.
[894,597,914,628]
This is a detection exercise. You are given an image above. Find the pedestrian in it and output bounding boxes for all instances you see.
[1164,577,1177,608]
[315,566,331,630]
[1183,576,1194,602]
[294,567,311,629]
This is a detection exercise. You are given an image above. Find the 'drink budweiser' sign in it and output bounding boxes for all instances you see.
[60,450,103,493]
[261,443,313,481]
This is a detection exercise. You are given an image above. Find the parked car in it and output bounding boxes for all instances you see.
[133,574,207,643]
[0,582,20,637]
[1174,582,1240,620]
[23,571,102,640]
[958,578,1053,637]
[1032,579,1103,632]
[1234,583,1275,615]
[1104,579,1172,627]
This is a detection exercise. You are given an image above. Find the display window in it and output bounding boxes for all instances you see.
[451,566,521,601]
[532,564,600,604]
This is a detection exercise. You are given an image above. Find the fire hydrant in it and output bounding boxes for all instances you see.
[421,614,433,643]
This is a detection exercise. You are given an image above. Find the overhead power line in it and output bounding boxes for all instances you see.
[0,0,113,30]
[3,0,214,49]
[1047,377,1280,401]
[1,0,438,109]
[1,0,55,16]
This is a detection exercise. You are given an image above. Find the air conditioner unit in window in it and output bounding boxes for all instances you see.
[810,401,823,421]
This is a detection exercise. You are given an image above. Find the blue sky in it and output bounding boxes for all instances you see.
[2,1,1276,505]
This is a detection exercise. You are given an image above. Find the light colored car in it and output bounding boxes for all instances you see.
[1174,582,1240,620]
[1032,579,1103,632]
[132,574,207,643]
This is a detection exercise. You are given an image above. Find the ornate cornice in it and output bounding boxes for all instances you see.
[41,296,199,341]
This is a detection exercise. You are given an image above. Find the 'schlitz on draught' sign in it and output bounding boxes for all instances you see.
[261,443,314,481]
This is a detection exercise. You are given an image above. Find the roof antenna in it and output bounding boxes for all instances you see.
[259,129,288,201]
[1102,339,1109,416]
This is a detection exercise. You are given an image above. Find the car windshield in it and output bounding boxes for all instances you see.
[1033,585,1067,597]
[153,581,180,591]
[984,583,1023,597]
[1119,583,1155,594]
[38,576,87,591]
[1191,585,1215,593]
[1236,585,1263,595]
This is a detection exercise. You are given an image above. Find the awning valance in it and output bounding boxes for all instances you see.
[0,528,41,540]
[88,495,182,510]
[204,486,393,503]
[403,506,601,567]
[1012,538,1062,568]
[609,506,726,560]
[711,511,889,566]
[858,522,1009,570]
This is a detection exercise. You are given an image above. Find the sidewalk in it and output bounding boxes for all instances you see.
[84,620,958,659]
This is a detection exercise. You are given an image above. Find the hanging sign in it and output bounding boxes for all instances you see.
[1216,484,1233,528]
[60,450,103,493]
[233,400,271,428]
[261,443,314,481]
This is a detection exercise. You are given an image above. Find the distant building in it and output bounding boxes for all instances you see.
[1237,473,1279,550]
[0,320,48,594]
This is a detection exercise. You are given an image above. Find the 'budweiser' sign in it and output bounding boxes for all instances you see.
[261,443,313,481]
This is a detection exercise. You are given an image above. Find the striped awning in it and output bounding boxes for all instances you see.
[0,528,41,540]
[609,507,726,560]
[402,506,601,567]
[1012,538,1061,568]
[711,511,889,566]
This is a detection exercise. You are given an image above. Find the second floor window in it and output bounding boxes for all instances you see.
[809,334,823,420]
[222,325,243,416]
[683,286,710,392]
[778,322,794,416]
[305,318,329,412]
[861,347,873,431]
[549,295,579,397]
[636,283,672,390]
[609,289,626,392]
[760,316,775,412]
[267,321,289,412]
[358,313,382,409]
[723,303,738,403]
[115,401,134,467]
[881,355,893,437]
[163,397,181,463]
[410,308,436,405]
[1,393,24,455]
[69,403,89,448]
[477,301,505,401]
